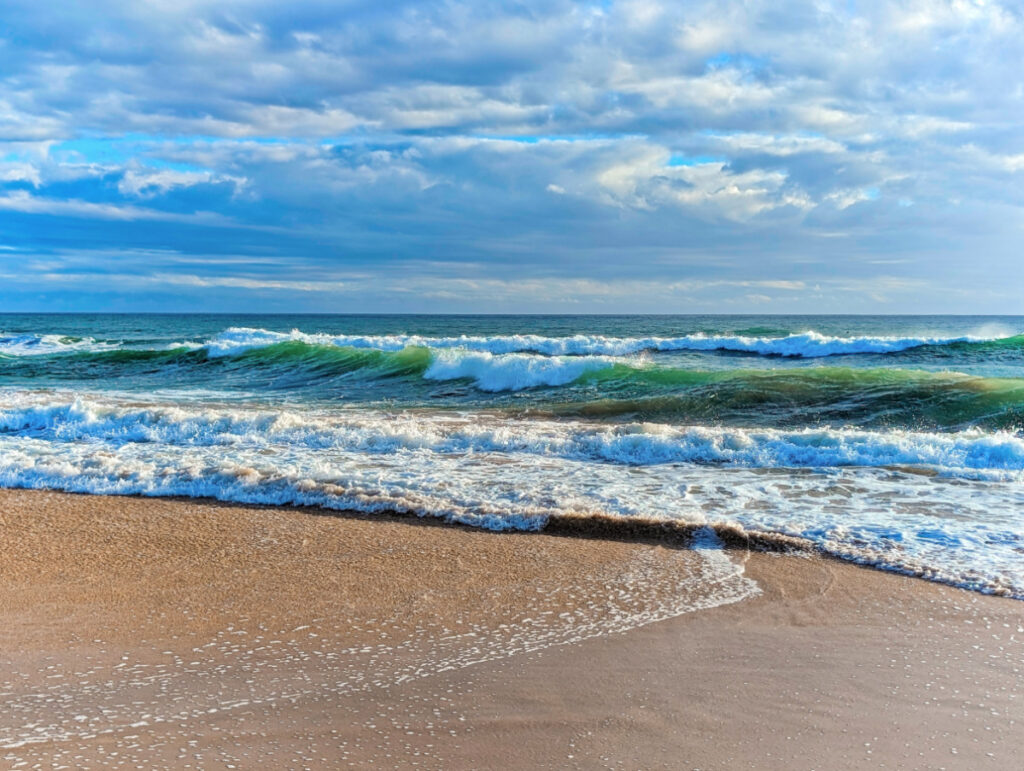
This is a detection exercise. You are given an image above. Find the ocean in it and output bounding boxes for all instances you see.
[1,314,1022,597]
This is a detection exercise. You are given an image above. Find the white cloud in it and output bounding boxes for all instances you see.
[117,168,247,197]
[823,188,874,210]
[592,147,809,220]
[706,132,847,157]
[0,190,230,224]
[0,162,41,186]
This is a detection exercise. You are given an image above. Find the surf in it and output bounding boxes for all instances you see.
[1,392,1022,599]
[2,342,1023,429]
[4,394,1023,478]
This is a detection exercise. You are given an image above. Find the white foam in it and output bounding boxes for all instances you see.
[3,394,1022,477]
[423,350,623,391]
[0,333,115,356]
[1,391,1022,597]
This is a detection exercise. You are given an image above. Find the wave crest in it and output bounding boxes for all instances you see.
[0,333,114,356]
[199,327,1010,359]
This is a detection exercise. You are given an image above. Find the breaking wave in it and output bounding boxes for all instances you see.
[5,326,1022,360]
[4,396,1023,479]
[3,340,1023,429]
[0,333,116,356]
[197,327,1016,359]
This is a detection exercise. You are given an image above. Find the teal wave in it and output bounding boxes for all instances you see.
[1,341,1023,430]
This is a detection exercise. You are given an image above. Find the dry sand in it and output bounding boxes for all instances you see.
[1,488,1022,769]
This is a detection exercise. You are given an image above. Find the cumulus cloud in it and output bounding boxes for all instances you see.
[0,0,1021,311]
[117,168,247,197]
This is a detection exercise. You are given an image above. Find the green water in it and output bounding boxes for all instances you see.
[2,314,1023,430]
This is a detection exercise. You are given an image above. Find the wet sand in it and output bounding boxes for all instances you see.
[1,489,1022,769]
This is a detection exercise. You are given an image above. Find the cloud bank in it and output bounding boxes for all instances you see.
[1,0,1022,312]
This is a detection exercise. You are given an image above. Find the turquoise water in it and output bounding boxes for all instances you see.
[2,314,1023,596]
[3,314,1024,428]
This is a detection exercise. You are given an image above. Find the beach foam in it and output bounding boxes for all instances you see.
[1,392,1021,597]
[3,394,1024,477]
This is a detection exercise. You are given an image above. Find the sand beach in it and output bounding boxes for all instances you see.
[2,489,1021,769]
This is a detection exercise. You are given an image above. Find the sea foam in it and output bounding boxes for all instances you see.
[4,395,1024,477]
[422,350,623,391]
[2,392,1021,598]
[0,333,115,356]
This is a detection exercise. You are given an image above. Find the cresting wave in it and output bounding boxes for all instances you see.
[1,393,1022,598]
[0,333,116,356]
[3,344,1024,429]
[5,326,1022,360]
[423,349,624,391]
[194,327,1014,358]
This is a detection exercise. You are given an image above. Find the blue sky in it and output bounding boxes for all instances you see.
[1,0,1022,313]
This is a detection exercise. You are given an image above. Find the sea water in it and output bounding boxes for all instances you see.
[1,314,1022,597]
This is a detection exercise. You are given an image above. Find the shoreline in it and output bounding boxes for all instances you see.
[4,484,1017,599]
[2,488,1022,768]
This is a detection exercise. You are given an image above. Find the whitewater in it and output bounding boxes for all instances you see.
[1,313,1023,597]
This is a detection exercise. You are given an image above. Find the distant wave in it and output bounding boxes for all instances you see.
[197,326,1012,359]
[0,333,117,356]
[7,326,1015,360]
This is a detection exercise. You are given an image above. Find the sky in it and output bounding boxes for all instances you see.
[1,0,1022,314]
